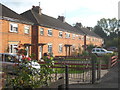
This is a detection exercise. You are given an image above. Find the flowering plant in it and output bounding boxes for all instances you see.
[5,50,55,88]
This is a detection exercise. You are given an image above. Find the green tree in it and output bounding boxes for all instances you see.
[94,25,107,39]
[97,18,118,36]
[95,18,119,47]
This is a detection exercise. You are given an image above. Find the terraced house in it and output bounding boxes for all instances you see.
[21,6,103,60]
[0,4,103,60]
[0,4,33,56]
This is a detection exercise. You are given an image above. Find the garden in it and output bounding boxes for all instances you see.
[2,45,118,89]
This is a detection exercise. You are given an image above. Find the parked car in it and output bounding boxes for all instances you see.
[107,47,118,52]
[91,48,113,55]
[0,53,40,74]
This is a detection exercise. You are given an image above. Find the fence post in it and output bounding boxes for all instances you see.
[91,54,96,84]
[97,58,101,81]
[65,65,69,90]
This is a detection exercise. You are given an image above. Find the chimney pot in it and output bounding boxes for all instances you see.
[57,16,65,22]
[32,5,42,15]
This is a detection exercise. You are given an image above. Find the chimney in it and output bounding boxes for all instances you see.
[75,23,83,28]
[32,6,42,15]
[57,16,65,22]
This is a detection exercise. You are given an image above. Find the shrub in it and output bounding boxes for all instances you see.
[5,49,54,89]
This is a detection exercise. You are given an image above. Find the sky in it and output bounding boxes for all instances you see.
[1,0,120,27]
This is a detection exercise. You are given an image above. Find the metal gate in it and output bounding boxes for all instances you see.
[53,55,96,85]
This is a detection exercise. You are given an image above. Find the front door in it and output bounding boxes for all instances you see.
[39,46,43,60]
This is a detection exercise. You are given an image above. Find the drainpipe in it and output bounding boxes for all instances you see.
[84,34,87,51]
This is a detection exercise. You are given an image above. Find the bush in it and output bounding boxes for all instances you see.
[5,49,55,89]
[101,54,111,65]
[81,51,89,56]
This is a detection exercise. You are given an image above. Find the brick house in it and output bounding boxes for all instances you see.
[74,23,103,50]
[21,6,103,60]
[0,3,33,56]
[0,4,103,60]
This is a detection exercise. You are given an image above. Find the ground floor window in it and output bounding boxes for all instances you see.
[58,44,63,53]
[25,46,29,57]
[9,44,18,53]
[48,43,52,53]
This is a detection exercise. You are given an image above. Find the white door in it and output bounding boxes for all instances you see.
[39,46,43,60]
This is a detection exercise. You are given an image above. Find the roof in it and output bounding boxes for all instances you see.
[0,3,33,25]
[82,28,102,38]
[74,25,102,38]
[21,9,84,35]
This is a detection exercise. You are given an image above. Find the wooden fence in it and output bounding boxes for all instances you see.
[39,55,118,84]
[1,55,118,88]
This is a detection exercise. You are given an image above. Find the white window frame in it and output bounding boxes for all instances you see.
[48,29,52,36]
[72,45,76,52]
[72,34,75,39]
[81,36,84,40]
[10,23,18,33]
[78,35,81,40]
[40,28,44,35]
[48,43,52,53]
[9,44,18,54]
[24,25,30,34]
[65,32,70,38]
[58,44,63,53]
[59,31,63,38]
[25,46,29,57]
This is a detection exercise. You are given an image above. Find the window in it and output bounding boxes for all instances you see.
[58,44,63,53]
[25,46,29,57]
[72,34,75,39]
[48,29,52,36]
[24,25,30,34]
[10,23,18,33]
[101,50,105,52]
[96,49,100,52]
[78,36,81,40]
[81,36,84,40]
[40,28,44,35]
[48,44,52,53]
[72,45,76,52]
[59,31,63,38]
[9,44,18,53]
[65,33,70,38]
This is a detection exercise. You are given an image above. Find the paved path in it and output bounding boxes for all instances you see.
[69,64,119,89]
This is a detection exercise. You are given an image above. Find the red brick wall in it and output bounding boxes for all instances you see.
[36,26,103,58]
[0,20,32,53]
[31,25,86,59]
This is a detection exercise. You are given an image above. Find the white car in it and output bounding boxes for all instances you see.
[91,48,113,55]
[27,61,41,75]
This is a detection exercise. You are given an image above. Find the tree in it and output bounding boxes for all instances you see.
[94,18,119,48]
[94,25,107,39]
[97,18,118,36]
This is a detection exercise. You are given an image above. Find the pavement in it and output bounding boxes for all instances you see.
[69,64,119,89]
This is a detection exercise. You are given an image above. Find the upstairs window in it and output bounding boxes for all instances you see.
[10,23,18,33]
[24,25,30,34]
[65,33,70,38]
[59,31,63,38]
[72,34,75,39]
[81,36,84,40]
[78,36,81,40]
[48,29,52,36]
[40,28,44,35]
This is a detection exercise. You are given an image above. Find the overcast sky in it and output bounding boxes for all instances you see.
[1,0,120,27]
